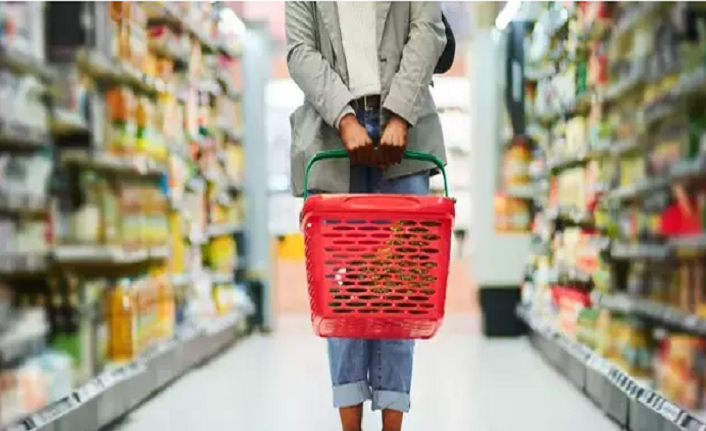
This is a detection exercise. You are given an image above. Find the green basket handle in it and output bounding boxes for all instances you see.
[303,149,448,199]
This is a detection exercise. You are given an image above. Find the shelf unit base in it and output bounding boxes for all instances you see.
[11,314,249,431]
[479,286,526,337]
[519,306,704,431]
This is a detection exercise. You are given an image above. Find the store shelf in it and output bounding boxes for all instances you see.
[219,125,243,143]
[518,306,706,431]
[2,312,248,431]
[206,222,242,238]
[505,184,540,200]
[547,152,589,174]
[610,242,671,261]
[612,234,706,261]
[0,5,253,428]
[592,291,706,335]
[604,153,706,204]
[169,271,238,288]
[77,50,171,97]
[0,41,52,82]
[611,135,645,157]
[546,206,594,228]
[0,254,51,275]
[0,117,51,151]
[186,176,208,193]
[0,321,49,366]
[53,245,169,265]
[546,265,594,285]
[209,271,235,285]
[146,3,232,57]
[51,108,90,136]
[170,272,194,287]
[60,151,167,178]
[609,3,662,47]
[147,40,190,67]
[600,64,646,105]
[0,193,47,215]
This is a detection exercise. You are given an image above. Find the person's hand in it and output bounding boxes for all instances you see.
[340,114,375,165]
[378,115,408,167]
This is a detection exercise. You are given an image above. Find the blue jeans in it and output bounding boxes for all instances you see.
[327,107,429,413]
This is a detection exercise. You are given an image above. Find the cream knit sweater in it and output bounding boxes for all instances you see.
[336,1,381,98]
[334,2,381,128]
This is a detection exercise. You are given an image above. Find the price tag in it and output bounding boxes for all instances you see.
[645,301,663,319]
[610,369,624,386]
[638,389,654,405]
[646,395,665,413]
[659,400,681,422]
[76,378,103,401]
[684,314,699,330]
[101,371,117,388]
[33,396,75,425]
[588,355,612,375]
[587,354,601,370]
[628,382,643,398]
[619,374,632,392]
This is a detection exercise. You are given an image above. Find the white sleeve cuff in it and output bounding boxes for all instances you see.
[334,105,356,130]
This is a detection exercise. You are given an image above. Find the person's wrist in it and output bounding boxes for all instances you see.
[387,113,408,130]
[339,113,357,132]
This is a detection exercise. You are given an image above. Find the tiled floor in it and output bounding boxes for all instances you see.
[118,315,619,431]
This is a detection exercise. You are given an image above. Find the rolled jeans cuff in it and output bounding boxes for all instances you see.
[332,380,371,408]
[371,390,411,413]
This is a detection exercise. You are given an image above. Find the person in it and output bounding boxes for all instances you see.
[285,2,447,430]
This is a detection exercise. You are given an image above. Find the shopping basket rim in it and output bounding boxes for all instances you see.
[300,194,456,226]
[301,193,456,209]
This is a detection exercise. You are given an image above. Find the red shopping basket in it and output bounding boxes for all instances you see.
[301,150,455,340]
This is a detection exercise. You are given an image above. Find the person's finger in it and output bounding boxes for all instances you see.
[387,134,400,165]
[398,134,406,162]
[354,140,364,166]
[377,136,387,167]
[349,146,360,165]
[358,143,368,165]
[391,147,402,165]
[382,134,395,167]
[366,135,376,166]
[367,146,377,166]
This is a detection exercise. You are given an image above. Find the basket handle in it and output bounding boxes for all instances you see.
[303,149,448,199]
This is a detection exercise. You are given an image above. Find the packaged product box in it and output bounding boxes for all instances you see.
[155,274,175,340]
[502,138,531,187]
[619,319,652,378]
[107,278,138,362]
[34,351,73,404]
[576,307,599,349]
[109,2,146,26]
[595,311,618,362]
[551,286,591,339]
[658,335,706,410]
[0,367,21,424]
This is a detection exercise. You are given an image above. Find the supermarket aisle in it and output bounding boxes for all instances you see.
[118,315,619,431]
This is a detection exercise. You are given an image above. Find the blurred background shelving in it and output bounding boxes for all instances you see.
[0,2,255,427]
[511,1,706,429]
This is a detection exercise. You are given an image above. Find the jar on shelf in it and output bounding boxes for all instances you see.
[503,137,532,187]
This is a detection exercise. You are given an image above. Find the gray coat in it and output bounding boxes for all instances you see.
[286,1,447,197]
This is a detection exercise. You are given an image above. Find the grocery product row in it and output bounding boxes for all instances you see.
[0,2,253,428]
[519,307,704,431]
[506,1,706,426]
[2,312,247,431]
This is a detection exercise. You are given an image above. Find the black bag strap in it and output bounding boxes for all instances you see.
[435,13,456,74]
